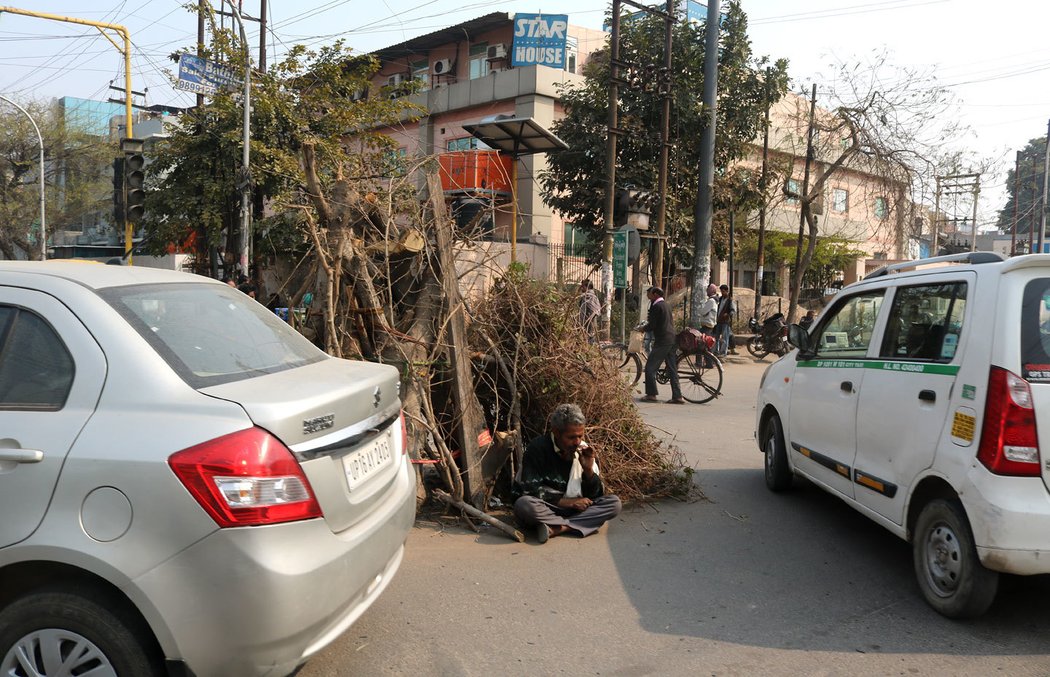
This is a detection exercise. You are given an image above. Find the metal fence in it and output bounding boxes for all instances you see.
[547,242,601,289]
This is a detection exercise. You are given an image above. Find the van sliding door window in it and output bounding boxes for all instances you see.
[879,282,967,362]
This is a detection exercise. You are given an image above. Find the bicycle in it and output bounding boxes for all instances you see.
[660,345,723,404]
[601,334,723,403]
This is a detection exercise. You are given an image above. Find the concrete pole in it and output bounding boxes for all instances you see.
[1041,122,1050,255]
[225,1,252,276]
[601,0,622,338]
[689,0,720,326]
[652,0,676,289]
[753,69,771,320]
[970,174,980,253]
[0,95,45,260]
[932,176,942,256]
[1010,151,1020,256]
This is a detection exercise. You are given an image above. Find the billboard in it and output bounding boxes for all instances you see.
[174,53,241,96]
[511,14,569,69]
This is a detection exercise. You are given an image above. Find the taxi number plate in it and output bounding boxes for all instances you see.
[343,430,393,490]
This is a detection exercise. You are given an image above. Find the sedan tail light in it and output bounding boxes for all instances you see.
[977,366,1041,477]
[169,427,322,527]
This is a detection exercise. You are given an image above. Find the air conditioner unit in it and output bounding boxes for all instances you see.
[432,59,453,76]
[387,73,405,87]
[487,43,507,60]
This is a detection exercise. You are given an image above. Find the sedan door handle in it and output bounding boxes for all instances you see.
[0,449,44,463]
[840,381,853,393]
[918,389,937,403]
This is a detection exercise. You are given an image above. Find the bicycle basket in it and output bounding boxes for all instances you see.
[628,330,645,355]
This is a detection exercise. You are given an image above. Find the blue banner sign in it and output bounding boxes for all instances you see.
[512,14,569,68]
[175,53,241,96]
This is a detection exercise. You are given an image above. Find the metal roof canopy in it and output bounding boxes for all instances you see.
[462,115,569,157]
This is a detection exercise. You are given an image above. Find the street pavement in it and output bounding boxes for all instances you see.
[300,354,1050,676]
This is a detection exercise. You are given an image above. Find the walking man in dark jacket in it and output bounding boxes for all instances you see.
[638,286,685,404]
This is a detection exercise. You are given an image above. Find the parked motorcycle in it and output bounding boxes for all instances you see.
[746,312,790,358]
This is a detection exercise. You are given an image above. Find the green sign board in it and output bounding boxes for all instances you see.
[612,230,628,289]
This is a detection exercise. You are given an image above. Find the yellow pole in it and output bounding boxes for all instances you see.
[0,7,134,259]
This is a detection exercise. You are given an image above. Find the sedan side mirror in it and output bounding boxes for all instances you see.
[788,323,813,357]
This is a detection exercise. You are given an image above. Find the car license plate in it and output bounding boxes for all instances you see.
[343,429,394,490]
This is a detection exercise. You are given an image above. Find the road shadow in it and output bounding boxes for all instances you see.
[606,467,1050,655]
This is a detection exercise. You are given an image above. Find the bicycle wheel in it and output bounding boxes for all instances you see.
[676,351,723,404]
[600,343,642,387]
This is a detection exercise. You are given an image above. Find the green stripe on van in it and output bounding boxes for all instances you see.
[797,359,960,376]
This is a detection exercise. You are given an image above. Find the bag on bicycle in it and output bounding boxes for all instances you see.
[675,328,715,354]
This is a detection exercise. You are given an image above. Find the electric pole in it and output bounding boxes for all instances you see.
[689,0,720,326]
[752,68,771,321]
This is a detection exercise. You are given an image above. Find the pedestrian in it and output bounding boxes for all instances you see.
[637,286,685,404]
[715,284,737,356]
[578,279,601,343]
[799,309,816,331]
[513,403,622,543]
[700,283,719,339]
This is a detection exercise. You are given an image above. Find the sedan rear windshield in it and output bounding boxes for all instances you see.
[1021,278,1050,383]
[101,282,325,388]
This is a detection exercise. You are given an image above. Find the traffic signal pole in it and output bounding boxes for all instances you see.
[0,6,134,259]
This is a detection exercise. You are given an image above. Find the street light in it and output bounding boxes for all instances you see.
[223,0,252,277]
[0,94,45,260]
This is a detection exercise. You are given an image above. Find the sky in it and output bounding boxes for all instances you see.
[1,0,1047,229]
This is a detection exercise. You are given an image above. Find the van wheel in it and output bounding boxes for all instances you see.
[763,415,792,492]
[0,587,163,677]
[913,499,999,619]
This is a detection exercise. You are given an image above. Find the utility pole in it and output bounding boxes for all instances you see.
[1011,150,1020,256]
[689,0,721,325]
[789,83,816,324]
[1041,120,1050,255]
[220,0,253,277]
[652,0,676,289]
[932,176,942,256]
[602,0,622,337]
[753,68,771,321]
[970,174,980,252]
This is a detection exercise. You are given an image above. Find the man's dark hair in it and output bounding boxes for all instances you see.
[720,284,729,291]
[648,286,664,297]
[550,403,586,429]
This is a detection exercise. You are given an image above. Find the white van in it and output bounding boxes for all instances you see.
[756,251,1050,618]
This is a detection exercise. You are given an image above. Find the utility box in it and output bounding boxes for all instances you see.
[438,151,513,194]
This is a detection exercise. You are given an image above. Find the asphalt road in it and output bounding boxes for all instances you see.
[300,356,1050,676]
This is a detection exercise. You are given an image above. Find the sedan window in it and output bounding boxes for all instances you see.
[0,308,75,410]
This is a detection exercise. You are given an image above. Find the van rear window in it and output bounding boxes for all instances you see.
[1021,278,1050,382]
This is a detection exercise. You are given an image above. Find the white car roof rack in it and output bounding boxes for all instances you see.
[865,251,1004,279]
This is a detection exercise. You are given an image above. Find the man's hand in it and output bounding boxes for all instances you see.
[579,444,597,476]
[558,496,593,511]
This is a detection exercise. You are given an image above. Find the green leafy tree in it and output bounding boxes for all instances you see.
[0,100,112,260]
[144,19,421,272]
[996,136,1045,238]
[735,229,865,293]
[539,1,788,267]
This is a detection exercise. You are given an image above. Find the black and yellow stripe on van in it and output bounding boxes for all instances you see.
[790,442,899,498]
[791,442,851,479]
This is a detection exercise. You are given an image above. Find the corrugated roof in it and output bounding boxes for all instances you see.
[372,12,511,62]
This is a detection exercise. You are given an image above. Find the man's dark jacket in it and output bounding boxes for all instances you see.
[647,298,676,347]
[514,434,604,503]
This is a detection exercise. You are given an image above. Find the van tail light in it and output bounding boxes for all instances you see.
[169,427,322,527]
[977,366,1041,477]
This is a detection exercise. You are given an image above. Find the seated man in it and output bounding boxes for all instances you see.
[513,403,622,544]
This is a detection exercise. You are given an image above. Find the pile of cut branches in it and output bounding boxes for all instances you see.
[469,267,693,504]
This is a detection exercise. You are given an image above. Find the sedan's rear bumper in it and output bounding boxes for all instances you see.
[133,454,416,676]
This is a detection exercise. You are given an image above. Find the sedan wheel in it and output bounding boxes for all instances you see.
[3,629,116,677]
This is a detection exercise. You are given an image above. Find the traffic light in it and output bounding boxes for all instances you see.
[112,157,125,225]
[124,151,145,223]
